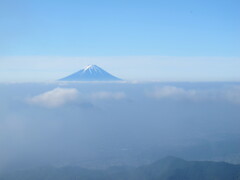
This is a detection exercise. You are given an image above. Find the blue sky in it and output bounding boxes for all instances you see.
[0,0,240,81]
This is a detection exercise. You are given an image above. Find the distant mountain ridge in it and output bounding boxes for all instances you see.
[2,157,240,180]
[59,65,121,81]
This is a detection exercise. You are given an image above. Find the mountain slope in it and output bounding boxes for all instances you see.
[1,157,240,180]
[59,65,121,81]
[138,156,240,180]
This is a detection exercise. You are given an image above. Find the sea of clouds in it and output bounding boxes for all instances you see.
[0,82,240,171]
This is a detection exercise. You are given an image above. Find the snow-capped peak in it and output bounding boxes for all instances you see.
[84,65,98,70]
[59,65,121,81]
[83,65,102,74]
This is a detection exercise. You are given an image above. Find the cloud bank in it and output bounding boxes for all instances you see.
[27,85,240,109]
[27,87,126,108]
[28,88,79,108]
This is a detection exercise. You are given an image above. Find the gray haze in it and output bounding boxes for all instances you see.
[0,82,240,172]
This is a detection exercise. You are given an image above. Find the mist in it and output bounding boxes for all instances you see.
[1,82,240,172]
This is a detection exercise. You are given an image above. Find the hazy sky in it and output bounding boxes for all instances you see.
[0,0,240,81]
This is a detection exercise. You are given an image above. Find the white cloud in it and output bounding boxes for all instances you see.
[90,91,126,100]
[28,88,79,108]
[147,85,240,104]
[147,86,197,100]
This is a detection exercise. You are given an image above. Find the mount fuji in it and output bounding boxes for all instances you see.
[59,65,122,81]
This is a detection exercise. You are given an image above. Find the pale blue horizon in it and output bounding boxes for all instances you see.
[0,0,240,81]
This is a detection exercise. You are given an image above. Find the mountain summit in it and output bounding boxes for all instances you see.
[59,65,121,81]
